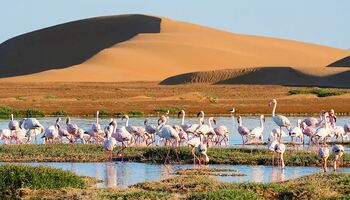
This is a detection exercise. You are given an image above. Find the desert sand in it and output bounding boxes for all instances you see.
[0,82,349,116]
[0,14,349,84]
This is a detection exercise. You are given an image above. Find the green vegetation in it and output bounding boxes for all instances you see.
[15,96,26,101]
[288,88,347,97]
[154,107,180,114]
[45,95,57,99]
[0,144,349,167]
[0,165,87,196]
[107,190,170,200]
[0,105,45,118]
[206,94,218,103]
[115,110,145,117]
[52,110,70,117]
[188,189,260,200]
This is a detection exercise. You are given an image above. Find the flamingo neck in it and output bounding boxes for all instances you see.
[181,114,185,126]
[260,118,264,130]
[208,119,212,129]
[272,102,276,117]
[125,118,129,127]
[10,114,13,121]
[96,112,99,124]
[238,118,243,126]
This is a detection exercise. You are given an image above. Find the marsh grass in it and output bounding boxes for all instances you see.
[289,88,346,97]
[154,107,180,114]
[0,165,87,196]
[0,145,349,167]
[115,110,144,117]
[0,105,45,118]
[52,110,70,117]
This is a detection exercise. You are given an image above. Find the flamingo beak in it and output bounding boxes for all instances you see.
[213,119,217,125]
[157,118,162,125]
[178,111,181,117]
[197,112,201,117]
[263,117,266,123]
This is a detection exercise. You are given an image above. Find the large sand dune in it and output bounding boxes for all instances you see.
[0,14,349,83]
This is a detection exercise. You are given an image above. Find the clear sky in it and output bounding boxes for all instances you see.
[1,0,349,49]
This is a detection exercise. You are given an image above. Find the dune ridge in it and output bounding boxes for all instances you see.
[327,56,350,67]
[160,67,350,88]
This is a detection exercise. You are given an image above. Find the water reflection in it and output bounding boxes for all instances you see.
[2,162,348,188]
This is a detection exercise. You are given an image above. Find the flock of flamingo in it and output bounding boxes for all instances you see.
[0,99,348,171]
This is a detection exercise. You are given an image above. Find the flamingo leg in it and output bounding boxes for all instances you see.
[164,146,171,164]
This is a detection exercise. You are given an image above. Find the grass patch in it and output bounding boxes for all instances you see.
[289,88,347,97]
[115,110,144,117]
[97,110,112,117]
[206,94,218,103]
[154,107,180,114]
[175,168,246,177]
[45,95,57,99]
[108,190,170,200]
[0,105,45,118]
[52,110,70,117]
[15,96,25,101]
[0,165,87,196]
[188,189,261,200]
[0,144,349,167]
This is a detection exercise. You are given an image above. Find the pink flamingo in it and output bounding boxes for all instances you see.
[209,117,229,146]
[157,116,180,163]
[332,144,345,171]
[289,119,304,144]
[178,110,200,137]
[314,112,332,145]
[300,122,316,145]
[144,118,157,145]
[0,129,12,144]
[42,118,60,144]
[19,118,44,144]
[103,120,117,160]
[85,111,103,144]
[111,119,134,161]
[237,116,249,145]
[302,111,323,127]
[269,99,291,142]
[318,144,330,173]
[268,140,286,168]
[195,111,215,144]
[247,115,265,144]
[122,115,146,145]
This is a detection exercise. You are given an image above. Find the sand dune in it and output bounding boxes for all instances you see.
[327,56,350,67]
[0,14,348,83]
[160,67,350,88]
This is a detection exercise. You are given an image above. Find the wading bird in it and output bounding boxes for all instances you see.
[247,115,265,144]
[268,140,286,168]
[318,145,330,173]
[332,144,345,171]
[269,99,291,142]
[289,119,304,144]
[19,118,44,144]
[237,116,249,145]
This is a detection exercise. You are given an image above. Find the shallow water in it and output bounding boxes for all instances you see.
[1,116,349,146]
[1,162,349,188]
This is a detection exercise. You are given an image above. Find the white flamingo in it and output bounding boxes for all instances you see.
[157,116,180,163]
[331,126,348,142]
[103,121,117,161]
[56,118,73,143]
[0,129,12,144]
[237,116,250,145]
[332,144,345,171]
[112,118,134,161]
[178,110,199,136]
[269,99,291,142]
[85,111,103,144]
[66,117,79,135]
[315,112,332,145]
[247,115,265,143]
[289,119,304,144]
[268,140,286,168]
[318,145,330,173]
[194,111,215,143]
[268,129,288,142]
[123,115,146,145]
[19,118,44,144]
[8,114,19,132]
[42,118,60,144]
[144,118,157,146]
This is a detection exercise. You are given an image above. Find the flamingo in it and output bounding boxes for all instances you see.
[144,118,157,146]
[0,129,12,144]
[302,111,323,127]
[42,118,60,144]
[331,126,348,142]
[157,115,180,163]
[8,114,19,132]
[268,140,286,168]
[66,117,79,135]
[209,117,229,146]
[85,111,103,144]
[19,118,44,144]
[11,128,27,144]
[196,142,209,165]
[178,110,199,137]
[55,118,73,143]
[122,115,146,145]
[269,99,291,142]
[194,111,215,143]
[332,144,345,171]
[187,136,201,164]
[268,129,288,142]
[314,112,331,145]
[318,145,330,173]
[237,116,250,145]
[103,120,117,161]
[344,124,350,134]
[300,122,316,145]
[112,119,134,161]
[289,119,304,144]
[247,115,265,144]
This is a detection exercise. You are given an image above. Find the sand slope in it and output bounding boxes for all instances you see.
[160,67,350,88]
[0,15,348,82]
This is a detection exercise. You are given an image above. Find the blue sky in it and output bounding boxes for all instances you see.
[1,0,349,49]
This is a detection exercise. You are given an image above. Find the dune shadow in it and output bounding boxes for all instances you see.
[0,14,161,78]
[160,67,350,88]
[327,56,350,67]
